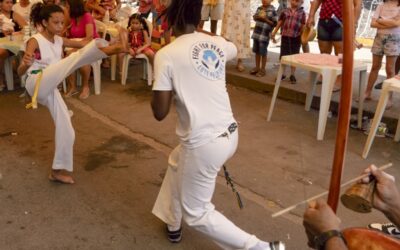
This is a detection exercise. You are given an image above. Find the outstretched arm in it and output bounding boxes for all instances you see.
[62,37,90,49]
[303,199,347,250]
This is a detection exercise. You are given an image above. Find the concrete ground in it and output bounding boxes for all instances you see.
[1,59,400,250]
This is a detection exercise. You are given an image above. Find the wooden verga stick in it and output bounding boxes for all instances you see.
[271,163,393,218]
[327,0,355,213]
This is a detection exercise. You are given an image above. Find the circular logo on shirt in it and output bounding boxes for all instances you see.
[191,41,225,81]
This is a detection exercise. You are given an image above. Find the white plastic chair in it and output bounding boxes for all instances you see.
[63,46,102,95]
[120,19,153,86]
[81,60,102,95]
[362,77,400,158]
[95,19,119,81]
[4,55,15,90]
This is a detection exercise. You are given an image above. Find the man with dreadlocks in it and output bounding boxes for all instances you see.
[150,0,285,249]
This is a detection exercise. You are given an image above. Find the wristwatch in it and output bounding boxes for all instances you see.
[314,230,347,250]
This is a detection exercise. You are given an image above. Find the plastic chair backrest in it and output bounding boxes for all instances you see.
[145,19,152,37]
[94,19,106,33]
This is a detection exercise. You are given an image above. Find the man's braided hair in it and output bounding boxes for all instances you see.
[162,0,202,32]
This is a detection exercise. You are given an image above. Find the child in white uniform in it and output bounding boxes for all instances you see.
[18,3,129,184]
[151,0,285,249]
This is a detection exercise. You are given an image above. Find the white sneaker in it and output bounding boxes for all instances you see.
[368,222,400,238]
[270,241,285,250]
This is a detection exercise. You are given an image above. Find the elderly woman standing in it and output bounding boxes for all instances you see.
[221,0,251,72]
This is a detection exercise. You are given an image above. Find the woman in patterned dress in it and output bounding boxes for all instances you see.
[221,0,251,72]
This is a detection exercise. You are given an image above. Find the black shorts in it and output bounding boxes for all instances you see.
[317,18,343,42]
[280,36,301,58]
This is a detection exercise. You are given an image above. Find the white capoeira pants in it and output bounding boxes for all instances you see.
[25,39,109,172]
[152,129,264,249]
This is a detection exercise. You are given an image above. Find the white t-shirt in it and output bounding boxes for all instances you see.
[302,0,311,14]
[153,32,237,148]
[12,2,33,23]
[373,2,400,35]
[27,33,63,72]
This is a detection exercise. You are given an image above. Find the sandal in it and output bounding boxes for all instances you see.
[79,89,90,100]
[102,60,110,68]
[289,75,296,84]
[256,70,266,77]
[332,85,341,92]
[64,89,79,98]
[236,63,245,72]
[364,122,387,138]
[375,82,383,90]
[250,68,259,75]
[354,96,373,103]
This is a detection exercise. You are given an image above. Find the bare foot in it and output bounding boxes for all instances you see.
[355,96,373,103]
[332,85,341,92]
[49,170,74,184]
[101,28,129,55]
[79,87,90,100]
[364,91,372,100]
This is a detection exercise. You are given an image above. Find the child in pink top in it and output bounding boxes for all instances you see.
[118,13,154,75]
[128,14,154,59]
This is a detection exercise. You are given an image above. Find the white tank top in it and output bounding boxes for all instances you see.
[27,33,63,72]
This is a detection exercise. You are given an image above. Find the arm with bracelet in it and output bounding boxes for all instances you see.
[303,199,348,250]
[303,165,400,249]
